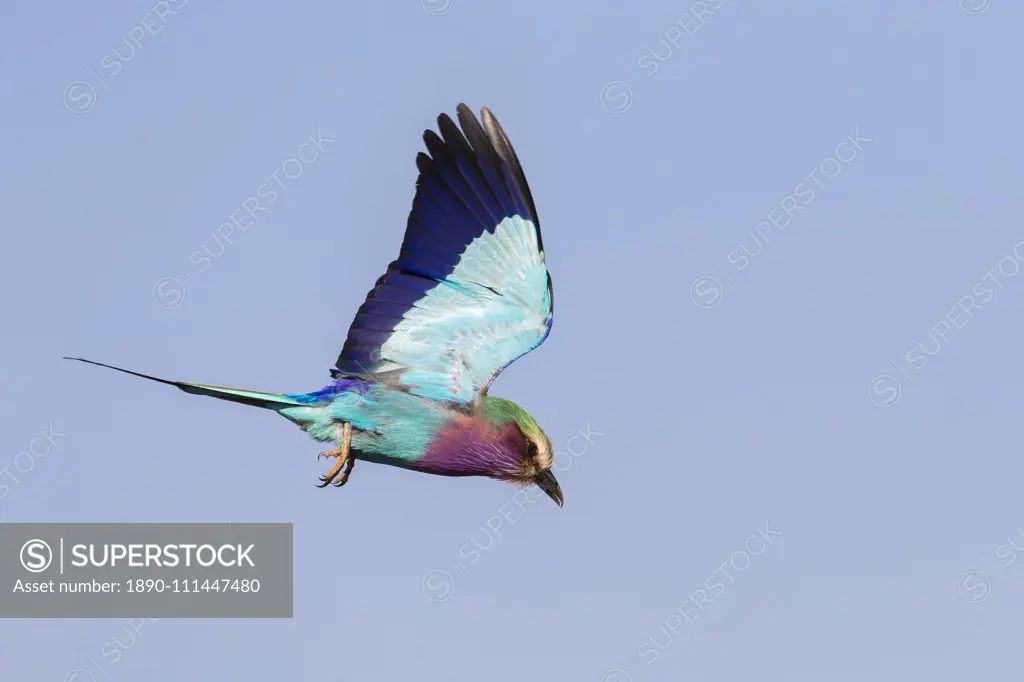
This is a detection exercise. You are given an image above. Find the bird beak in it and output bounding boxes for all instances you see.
[534,470,564,508]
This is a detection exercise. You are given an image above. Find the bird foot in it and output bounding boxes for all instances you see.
[316,422,354,488]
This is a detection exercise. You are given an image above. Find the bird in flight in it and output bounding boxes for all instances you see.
[66,104,563,507]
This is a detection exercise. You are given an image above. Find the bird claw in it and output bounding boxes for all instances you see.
[315,422,353,489]
[330,458,355,487]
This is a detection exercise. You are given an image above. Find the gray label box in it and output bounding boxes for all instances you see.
[0,523,292,618]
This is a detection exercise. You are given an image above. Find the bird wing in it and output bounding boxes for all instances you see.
[332,104,552,406]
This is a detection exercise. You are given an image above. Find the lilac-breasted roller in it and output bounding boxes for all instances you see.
[66,104,563,506]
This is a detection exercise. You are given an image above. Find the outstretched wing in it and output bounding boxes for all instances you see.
[332,104,552,405]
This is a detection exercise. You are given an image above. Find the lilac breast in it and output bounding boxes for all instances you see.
[416,417,526,478]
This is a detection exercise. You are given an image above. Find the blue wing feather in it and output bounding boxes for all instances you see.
[332,104,552,404]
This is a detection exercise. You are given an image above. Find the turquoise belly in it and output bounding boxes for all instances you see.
[279,384,452,464]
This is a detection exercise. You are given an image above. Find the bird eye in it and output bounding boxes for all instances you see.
[527,442,538,458]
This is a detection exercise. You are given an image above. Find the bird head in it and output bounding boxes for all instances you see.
[480,396,563,507]
[521,427,563,508]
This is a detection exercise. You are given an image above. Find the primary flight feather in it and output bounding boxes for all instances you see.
[66,104,563,507]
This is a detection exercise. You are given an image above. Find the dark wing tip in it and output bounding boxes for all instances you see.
[477,106,542,245]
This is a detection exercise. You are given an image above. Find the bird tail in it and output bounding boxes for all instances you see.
[63,357,310,410]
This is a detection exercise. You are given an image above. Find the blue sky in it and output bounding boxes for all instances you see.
[2,0,1023,680]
